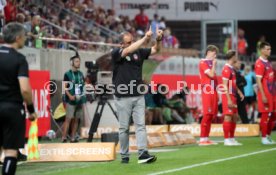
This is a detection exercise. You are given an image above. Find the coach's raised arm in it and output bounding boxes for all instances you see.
[120,26,163,58]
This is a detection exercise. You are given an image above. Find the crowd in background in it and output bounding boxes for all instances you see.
[0,0,179,50]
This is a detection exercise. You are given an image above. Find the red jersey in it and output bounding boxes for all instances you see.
[221,64,237,96]
[199,59,218,115]
[199,59,218,90]
[255,57,274,112]
[255,58,274,96]
[221,64,237,115]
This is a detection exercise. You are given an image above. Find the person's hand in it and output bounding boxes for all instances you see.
[29,112,38,121]
[69,95,76,101]
[145,25,153,39]
[262,94,268,104]
[239,92,245,101]
[227,99,235,108]
[156,26,163,41]
[213,59,217,67]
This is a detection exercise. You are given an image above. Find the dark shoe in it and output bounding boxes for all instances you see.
[62,138,67,143]
[121,157,129,164]
[138,151,157,164]
[17,151,27,161]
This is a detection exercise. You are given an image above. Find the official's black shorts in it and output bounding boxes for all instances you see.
[245,96,256,105]
[0,102,26,149]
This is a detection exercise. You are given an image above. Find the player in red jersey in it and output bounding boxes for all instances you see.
[255,42,275,145]
[266,61,276,143]
[221,50,244,146]
[198,45,219,146]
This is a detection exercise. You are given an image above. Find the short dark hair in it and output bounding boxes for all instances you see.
[205,45,219,56]
[259,41,270,50]
[3,22,25,44]
[70,55,80,61]
[225,50,236,60]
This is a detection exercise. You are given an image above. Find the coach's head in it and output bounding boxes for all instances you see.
[119,32,133,49]
[3,22,26,49]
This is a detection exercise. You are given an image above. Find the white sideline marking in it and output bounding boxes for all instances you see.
[148,147,276,175]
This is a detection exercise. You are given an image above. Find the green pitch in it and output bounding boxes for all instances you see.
[16,134,276,175]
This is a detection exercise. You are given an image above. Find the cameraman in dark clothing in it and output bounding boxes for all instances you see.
[234,60,248,123]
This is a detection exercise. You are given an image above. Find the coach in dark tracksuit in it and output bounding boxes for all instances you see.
[0,23,37,175]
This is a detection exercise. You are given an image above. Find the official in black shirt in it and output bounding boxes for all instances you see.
[234,60,248,123]
[112,26,163,164]
[0,23,37,175]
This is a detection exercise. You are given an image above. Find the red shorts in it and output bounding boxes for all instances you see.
[257,92,273,113]
[222,94,237,116]
[201,91,218,115]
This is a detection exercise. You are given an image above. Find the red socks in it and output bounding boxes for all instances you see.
[260,113,269,137]
[200,114,213,138]
[230,122,236,138]
[223,121,231,139]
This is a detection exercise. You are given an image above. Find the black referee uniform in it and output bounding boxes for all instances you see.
[0,45,29,151]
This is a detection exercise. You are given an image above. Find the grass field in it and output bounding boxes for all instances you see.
[15,134,276,175]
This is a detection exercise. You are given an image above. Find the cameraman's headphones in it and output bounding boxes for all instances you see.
[69,47,80,67]
[70,56,79,66]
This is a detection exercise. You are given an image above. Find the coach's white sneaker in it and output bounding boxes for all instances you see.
[262,137,272,145]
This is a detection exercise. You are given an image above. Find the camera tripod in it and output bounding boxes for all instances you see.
[87,94,118,142]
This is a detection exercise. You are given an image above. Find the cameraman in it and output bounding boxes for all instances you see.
[62,55,86,143]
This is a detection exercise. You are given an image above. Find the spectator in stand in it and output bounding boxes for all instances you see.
[223,29,248,56]
[134,7,149,31]
[162,28,179,49]
[158,16,166,30]
[223,35,231,54]
[16,13,25,24]
[4,0,16,24]
[237,28,248,55]
[24,15,42,48]
[151,14,159,38]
